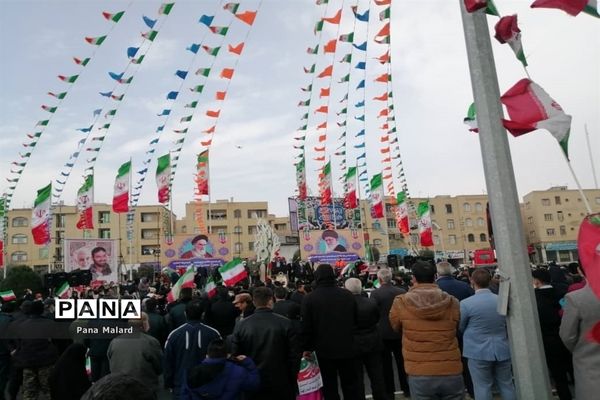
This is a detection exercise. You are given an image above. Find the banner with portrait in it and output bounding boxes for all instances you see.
[300,229,365,263]
[291,196,362,232]
[64,239,119,283]
[162,233,231,269]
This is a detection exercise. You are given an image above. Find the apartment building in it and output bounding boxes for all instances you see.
[522,186,600,264]
[3,203,174,273]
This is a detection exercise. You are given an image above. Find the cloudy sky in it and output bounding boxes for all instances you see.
[1,0,598,219]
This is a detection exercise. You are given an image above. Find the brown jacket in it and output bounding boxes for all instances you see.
[389,283,462,376]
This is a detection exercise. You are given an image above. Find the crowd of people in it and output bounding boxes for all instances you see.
[0,257,598,400]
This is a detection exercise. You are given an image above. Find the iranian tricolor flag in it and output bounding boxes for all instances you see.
[531,0,600,17]
[112,161,131,213]
[344,166,358,209]
[396,191,410,235]
[320,161,332,206]
[464,103,478,133]
[167,267,196,303]
[158,2,174,15]
[76,175,94,230]
[156,154,171,204]
[494,15,527,67]
[219,258,247,286]
[501,79,571,158]
[32,183,52,245]
[55,282,70,299]
[417,201,433,247]
[196,150,209,196]
[205,276,217,298]
[296,158,307,201]
[370,173,384,219]
[0,290,16,302]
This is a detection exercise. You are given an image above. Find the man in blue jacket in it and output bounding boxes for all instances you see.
[459,269,516,400]
[164,300,221,399]
[436,262,474,301]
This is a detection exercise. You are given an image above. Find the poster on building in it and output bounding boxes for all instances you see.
[64,239,119,283]
[290,197,362,232]
[162,233,230,269]
[300,229,365,263]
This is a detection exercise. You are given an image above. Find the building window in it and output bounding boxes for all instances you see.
[372,222,381,230]
[56,230,64,245]
[141,229,158,240]
[83,230,93,239]
[596,197,600,205]
[480,233,487,242]
[560,225,566,236]
[387,219,396,229]
[12,217,28,227]
[248,210,266,219]
[141,246,160,256]
[11,251,28,262]
[209,210,227,220]
[467,234,475,243]
[433,235,440,245]
[141,213,157,223]
[541,198,551,206]
[98,211,110,224]
[445,204,453,214]
[248,242,255,251]
[233,226,242,234]
[234,242,243,253]
[11,234,28,244]
[99,229,111,239]
[465,218,473,227]
[475,202,483,212]
[373,239,383,246]
[56,214,65,228]
[554,196,561,205]
[248,226,258,235]
[463,203,471,212]
[447,219,455,230]
[39,247,49,260]
[530,231,536,238]
[526,202,531,209]
[546,228,555,236]
[385,204,394,213]
[181,225,187,234]
[448,235,457,245]
[477,218,485,227]
[527,217,533,225]
[234,209,242,218]
[557,211,564,222]
[544,213,553,221]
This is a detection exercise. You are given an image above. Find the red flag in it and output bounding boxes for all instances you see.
[228,42,245,55]
[235,10,257,25]
[375,22,390,38]
[318,134,327,142]
[314,105,329,113]
[464,0,489,13]
[376,50,390,64]
[317,65,333,78]
[317,121,327,129]
[374,92,388,101]
[320,87,330,98]
[375,73,390,82]
[530,0,589,16]
[203,126,216,134]
[206,110,221,118]
[220,68,234,79]
[324,39,337,53]
[314,156,326,161]
[380,136,389,142]
[201,139,212,146]
[578,214,600,298]
[216,91,227,100]
[378,109,389,118]
[323,9,342,24]
[314,146,325,152]
[380,147,390,154]
[374,0,391,5]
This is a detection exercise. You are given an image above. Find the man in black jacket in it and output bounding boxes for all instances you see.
[301,264,360,400]
[204,286,239,337]
[370,267,410,398]
[232,287,300,400]
[272,286,301,321]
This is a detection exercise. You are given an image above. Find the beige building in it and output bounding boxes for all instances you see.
[522,186,600,264]
[3,203,174,273]
[174,200,297,261]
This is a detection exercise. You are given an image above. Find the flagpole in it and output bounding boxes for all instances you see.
[128,158,133,280]
[560,151,593,215]
[207,151,212,235]
[585,124,599,189]
[356,167,370,264]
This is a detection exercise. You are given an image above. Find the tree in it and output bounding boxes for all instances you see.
[0,266,43,298]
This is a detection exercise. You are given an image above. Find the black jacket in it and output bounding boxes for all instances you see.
[370,283,406,340]
[301,265,357,359]
[12,316,59,368]
[232,308,300,400]
[273,299,301,321]
[205,299,239,337]
[146,311,168,347]
[353,294,383,354]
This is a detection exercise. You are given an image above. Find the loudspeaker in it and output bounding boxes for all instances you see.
[54,272,68,286]
[403,256,416,270]
[387,254,399,269]
[43,273,55,288]
[68,272,80,286]
[80,270,92,286]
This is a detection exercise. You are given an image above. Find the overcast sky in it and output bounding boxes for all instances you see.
[1,0,598,219]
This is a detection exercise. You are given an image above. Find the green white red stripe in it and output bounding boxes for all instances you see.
[112,161,131,213]
[370,173,384,218]
[344,166,358,209]
[0,290,16,302]
[396,191,410,235]
[56,282,70,299]
[464,103,478,132]
[158,2,174,15]
[167,267,196,303]
[76,175,94,230]
[320,161,332,206]
[85,36,106,45]
[219,258,247,286]
[156,153,171,204]
[417,201,433,247]
[494,15,527,67]
[196,151,209,196]
[32,183,52,245]
[205,277,217,298]
[296,158,307,201]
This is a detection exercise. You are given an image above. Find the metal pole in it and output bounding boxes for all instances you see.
[459,3,552,399]
[585,124,599,189]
